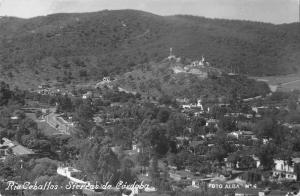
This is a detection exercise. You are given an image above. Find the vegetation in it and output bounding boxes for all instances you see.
[117,61,270,101]
[0,10,299,88]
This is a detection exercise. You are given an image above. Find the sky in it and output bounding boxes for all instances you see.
[0,0,298,24]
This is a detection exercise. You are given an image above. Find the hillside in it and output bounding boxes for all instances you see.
[0,9,299,89]
[115,60,270,102]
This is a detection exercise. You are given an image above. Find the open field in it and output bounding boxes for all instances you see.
[25,112,64,136]
[251,73,300,92]
[38,121,63,136]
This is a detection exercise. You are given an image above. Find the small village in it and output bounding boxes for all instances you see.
[0,49,300,196]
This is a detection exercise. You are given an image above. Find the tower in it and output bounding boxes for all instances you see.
[168,47,176,60]
[170,48,173,56]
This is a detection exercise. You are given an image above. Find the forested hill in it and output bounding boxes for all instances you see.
[0,9,299,88]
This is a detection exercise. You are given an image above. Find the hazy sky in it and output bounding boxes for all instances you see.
[0,0,298,24]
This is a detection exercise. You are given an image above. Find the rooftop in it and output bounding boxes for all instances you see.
[11,145,34,156]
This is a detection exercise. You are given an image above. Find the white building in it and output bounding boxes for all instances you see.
[273,158,300,181]
[182,99,204,111]
[95,77,112,89]
[57,167,87,184]
[82,91,93,99]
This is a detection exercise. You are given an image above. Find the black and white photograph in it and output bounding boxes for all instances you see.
[0,0,299,196]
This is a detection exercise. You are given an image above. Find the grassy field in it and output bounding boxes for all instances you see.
[252,73,300,92]
[38,121,62,136]
[25,112,63,136]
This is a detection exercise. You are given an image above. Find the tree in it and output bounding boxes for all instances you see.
[149,156,160,187]
[35,110,43,119]
[74,102,94,137]
[243,170,261,184]
[288,96,298,111]
[140,122,169,156]
[218,117,236,132]
[239,156,257,169]
[57,95,73,113]
[97,146,120,184]
[157,108,170,123]
[16,118,39,143]
[208,145,228,162]
[0,108,11,128]
[255,117,276,139]
[90,125,105,138]
[0,82,11,106]
[166,113,187,137]
[30,158,58,180]
[119,157,136,183]
[137,152,150,174]
[79,69,88,77]
[256,144,276,170]
[112,125,132,148]
[77,142,120,184]
[159,94,174,105]
[191,117,206,135]
[74,102,94,121]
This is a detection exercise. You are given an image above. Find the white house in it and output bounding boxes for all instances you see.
[82,91,93,99]
[57,167,87,184]
[95,77,112,89]
[182,99,204,111]
[273,158,300,181]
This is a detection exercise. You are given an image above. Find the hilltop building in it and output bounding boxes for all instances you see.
[167,48,181,62]
[172,56,221,78]
[95,77,113,89]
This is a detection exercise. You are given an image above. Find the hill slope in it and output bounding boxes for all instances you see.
[115,60,270,101]
[0,10,299,88]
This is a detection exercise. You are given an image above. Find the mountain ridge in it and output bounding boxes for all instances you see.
[0,9,299,89]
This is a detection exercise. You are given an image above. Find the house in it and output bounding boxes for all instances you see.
[57,166,87,184]
[95,77,112,89]
[180,99,203,110]
[132,142,142,153]
[176,98,190,104]
[252,106,268,115]
[175,136,189,148]
[224,155,260,170]
[283,123,300,129]
[189,140,205,154]
[169,170,192,181]
[243,96,262,102]
[82,91,93,99]
[252,155,261,168]
[93,116,103,125]
[235,188,291,196]
[241,131,256,140]
[38,84,51,89]
[228,131,242,139]
[225,113,254,119]
[57,167,123,196]
[262,138,272,145]
[205,119,219,128]
[228,130,256,140]
[118,87,137,95]
[273,158,300,181]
